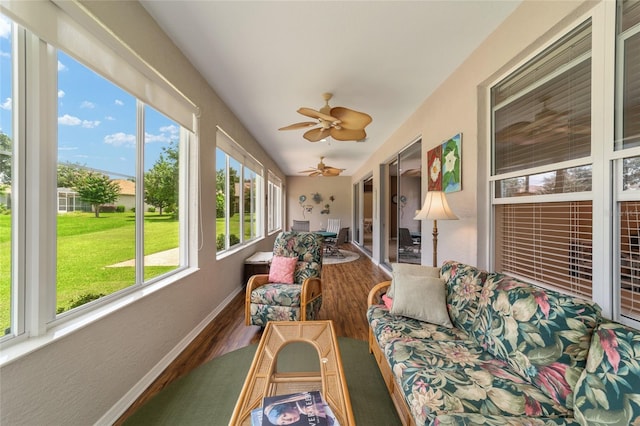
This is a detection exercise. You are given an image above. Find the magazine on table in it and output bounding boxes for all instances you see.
[251,391,339,426]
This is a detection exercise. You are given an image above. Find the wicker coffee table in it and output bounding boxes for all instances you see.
[229,320,355,425]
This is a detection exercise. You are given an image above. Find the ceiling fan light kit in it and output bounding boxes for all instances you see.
[279,93,372,142]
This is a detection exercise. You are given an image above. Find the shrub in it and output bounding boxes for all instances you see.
[216,233,225,250]
[148,207,156,213]
[131,207,136,213]
[56,292,106,314]
[100,205,116,213]
[116,205,125,213]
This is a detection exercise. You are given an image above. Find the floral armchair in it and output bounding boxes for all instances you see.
[245,231,323,326]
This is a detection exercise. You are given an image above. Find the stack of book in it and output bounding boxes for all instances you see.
[251,391,339,426]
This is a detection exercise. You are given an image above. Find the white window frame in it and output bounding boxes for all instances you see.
[267,171,283,235]
[486,3,618,322]
[0,2,200,356]
[216,127,264,256]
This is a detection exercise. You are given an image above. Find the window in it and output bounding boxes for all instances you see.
[0,2,197,343]
[0,14,13,336]
[616,0,640,322]
[267,171,282,234]
[491,20,593,298]
[216,128,263,254]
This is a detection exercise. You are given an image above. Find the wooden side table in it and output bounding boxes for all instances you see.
[244,251,273,283]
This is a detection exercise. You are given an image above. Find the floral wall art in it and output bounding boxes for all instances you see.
[428,133,462,193]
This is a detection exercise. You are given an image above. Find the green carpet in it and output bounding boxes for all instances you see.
[123,337,401,425]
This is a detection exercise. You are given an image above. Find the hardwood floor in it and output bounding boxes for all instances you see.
[115,243,390,424]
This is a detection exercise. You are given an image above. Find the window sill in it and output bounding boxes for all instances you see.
[0,266,199,367]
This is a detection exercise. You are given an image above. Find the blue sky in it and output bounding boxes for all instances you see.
[0,14,177,180]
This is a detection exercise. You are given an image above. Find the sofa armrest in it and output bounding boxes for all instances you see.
[368,281,391,306]
[300,277,322,320]
[244,274,270,325]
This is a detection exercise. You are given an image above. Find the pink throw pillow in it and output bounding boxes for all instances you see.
[269,256,297,284]
[382,294,393,310]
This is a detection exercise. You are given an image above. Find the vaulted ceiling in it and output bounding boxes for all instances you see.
[141,1,522,177]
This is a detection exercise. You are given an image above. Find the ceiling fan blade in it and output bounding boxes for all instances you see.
[323,169,341,176]
[278,122,318,131]
[330,127,367,141]
[304,127,331,142]
[298,107,338,123]
[330,107,372,130]
[298,168,319,173]
[309,171,322,177]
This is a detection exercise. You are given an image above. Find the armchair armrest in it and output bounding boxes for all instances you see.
[245,274,270,325]
[367,281,391,306]
[300,277,322,321]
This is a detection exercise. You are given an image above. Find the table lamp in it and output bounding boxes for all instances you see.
[414,191,458,267]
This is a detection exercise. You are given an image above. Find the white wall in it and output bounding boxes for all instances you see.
[286,176,352,233]
[351,0,596,270]
[0,2,284,425]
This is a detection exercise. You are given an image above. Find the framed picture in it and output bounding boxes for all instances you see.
[427,145,442,191]
[442,133,462,193]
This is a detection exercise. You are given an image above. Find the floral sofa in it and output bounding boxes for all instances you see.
[367,260,640,426]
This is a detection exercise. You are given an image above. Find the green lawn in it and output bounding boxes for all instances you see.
[0,212,179,333]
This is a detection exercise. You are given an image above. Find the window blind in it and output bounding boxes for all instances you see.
[216,127,263,175]
[495,201,592,299]
[492,20,592,175]
[619,201,640,319]
[1,0,198,131]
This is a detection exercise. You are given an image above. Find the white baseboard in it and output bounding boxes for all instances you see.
[95,286,244,426]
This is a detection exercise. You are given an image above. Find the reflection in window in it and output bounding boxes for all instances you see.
[495,166,592,198]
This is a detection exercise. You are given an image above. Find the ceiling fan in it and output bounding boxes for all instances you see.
[495,97,590,145]
[299,157,345,177]
[279,92,373,142]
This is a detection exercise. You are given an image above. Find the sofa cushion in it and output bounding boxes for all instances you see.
[470,273,602,409]
[388,263,440,298]
[440,261,489,331]
[367,305,468,349]
[573,321,640,426]
[250,283,301,307]
[386,338,571,426]
[390,275,453,328]
[433,413,582,425]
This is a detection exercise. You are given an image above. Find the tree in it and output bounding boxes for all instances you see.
[57,163,90,188]
[75,171,120,217]
[216,166,239,218]
[0,132,12,185]
[144,142,178,216]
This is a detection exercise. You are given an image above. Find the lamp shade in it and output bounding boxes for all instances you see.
[414,191,458,221]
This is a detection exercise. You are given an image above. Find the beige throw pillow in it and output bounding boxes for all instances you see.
[390,275,453,328]
[388,263,440,298]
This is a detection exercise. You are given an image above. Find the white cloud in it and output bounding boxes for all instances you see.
[80,101,95,109]
[0,97,11,110]
[59,114,82,126]
[81,120,100,129]
[58,114,100,128]
[59,146,79,151]
[0,15,11,39]
[144,131,171,144]
[160,124,179,135]
[58,90,65,98]
[58,60,67,72]
[105,116,115,121]
[104,132,135,147]
[114,99,124,106]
